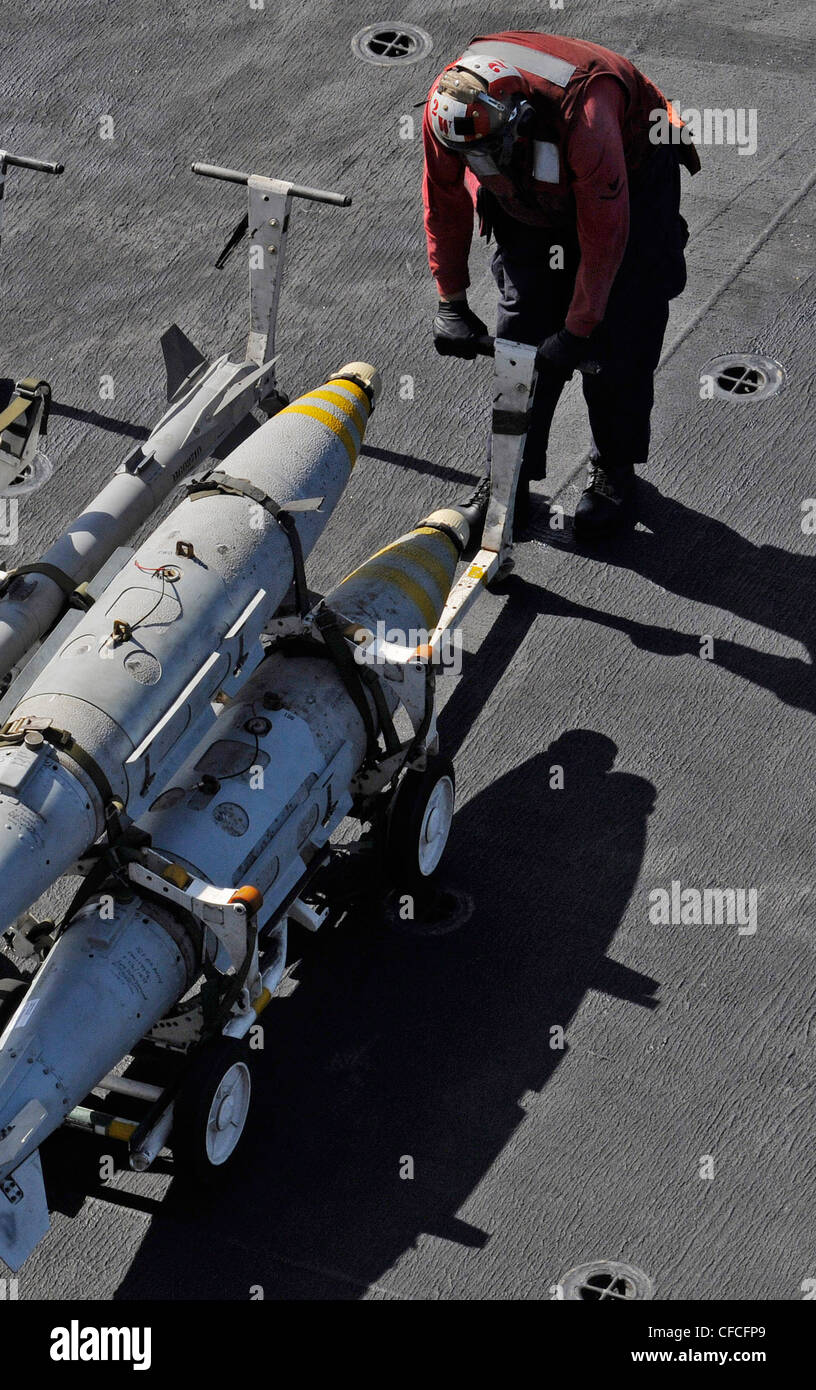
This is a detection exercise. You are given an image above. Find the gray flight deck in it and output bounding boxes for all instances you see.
[1,0,813,1299]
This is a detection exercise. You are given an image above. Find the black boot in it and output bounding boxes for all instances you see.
[457,472,491,534]
[574,460,636,541]
[457,472,490,557]
[458,472,532,552]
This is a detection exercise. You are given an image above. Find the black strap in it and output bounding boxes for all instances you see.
[416,519,464,554]
[0,562,93,611]
[274,609,405,766]
[55,854,120,937]
[313,608,381,763]
[187,472,321,616]
[358,660,401,758]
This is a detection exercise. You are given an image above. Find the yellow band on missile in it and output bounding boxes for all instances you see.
[329,377,372,415]
[414,527,460,567]
[307,388,367,436]
[366,526,458,569]
[280,403,358,468]
[342,528,457,598]
[340,561,439,629]
[376,539,454,602]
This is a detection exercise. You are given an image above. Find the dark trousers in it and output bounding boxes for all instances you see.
[489,143,688,479]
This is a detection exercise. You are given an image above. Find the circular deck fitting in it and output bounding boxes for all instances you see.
[388,885,475,937]
[351,23,433,66]
[701,353,786,403]
[0,450,53,499]
[558,1260,654,1301]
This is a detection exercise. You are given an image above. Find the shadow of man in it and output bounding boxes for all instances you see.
[578,479,815,714]
[109,732,656,1300]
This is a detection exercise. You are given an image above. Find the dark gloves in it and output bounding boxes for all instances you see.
[433,299,488,359]
[537,327,589,378]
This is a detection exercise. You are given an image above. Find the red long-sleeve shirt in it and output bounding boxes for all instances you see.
[422,34,663,336]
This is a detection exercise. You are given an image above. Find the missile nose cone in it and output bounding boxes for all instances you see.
[328,505,465,638]
[420,506,473,553]
[328,361,381,409]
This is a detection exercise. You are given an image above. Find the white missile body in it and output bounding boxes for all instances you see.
[0,366,377,932]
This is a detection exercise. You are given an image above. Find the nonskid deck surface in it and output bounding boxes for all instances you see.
[0,0,813,1299]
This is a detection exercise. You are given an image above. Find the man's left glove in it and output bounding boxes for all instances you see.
[537,327,589,378]
[433,299,488,359]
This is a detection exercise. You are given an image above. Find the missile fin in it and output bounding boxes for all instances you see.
[0,1149,49,1272]
[212,356,277,417]
[160,324,208,402]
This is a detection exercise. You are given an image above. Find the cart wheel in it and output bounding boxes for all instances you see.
[384,754,456,891]
[172,1038,252,1184]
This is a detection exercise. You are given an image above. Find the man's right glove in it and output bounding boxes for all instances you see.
[432,299,488,359]
[537,328,589,379]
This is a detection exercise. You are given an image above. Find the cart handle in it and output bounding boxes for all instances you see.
[476,333,601,375]
[191,162,350,207]
[1,152,64,175]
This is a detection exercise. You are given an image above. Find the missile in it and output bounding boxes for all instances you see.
[0,363,379,932]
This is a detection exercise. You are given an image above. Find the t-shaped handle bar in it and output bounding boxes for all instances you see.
[191,162,351,207]
[0,152,64,175]
[475,334,601,375]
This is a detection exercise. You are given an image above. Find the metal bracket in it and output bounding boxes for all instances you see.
[193,159,351,393]
[247,176,292,368]
[124,854,264,1037]
[0,377,51,494]
[126,852,255,976]
[426,338,540,654]
[343,622,438,796]
[481,338,539,568]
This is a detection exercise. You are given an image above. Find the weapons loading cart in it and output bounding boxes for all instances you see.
[0,163,587,1261]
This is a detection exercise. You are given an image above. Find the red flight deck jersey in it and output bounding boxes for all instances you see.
[422,31,674,337]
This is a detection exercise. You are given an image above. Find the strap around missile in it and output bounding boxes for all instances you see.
[0,562,93,611]
[0,716,125,842]
[310,607,380,762]
[186,471,322,616]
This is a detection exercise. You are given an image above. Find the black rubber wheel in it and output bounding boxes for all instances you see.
[384,754,456,893]
[172,1037,252,1185]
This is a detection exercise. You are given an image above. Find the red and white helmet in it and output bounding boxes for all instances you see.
[428,52,527,151]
